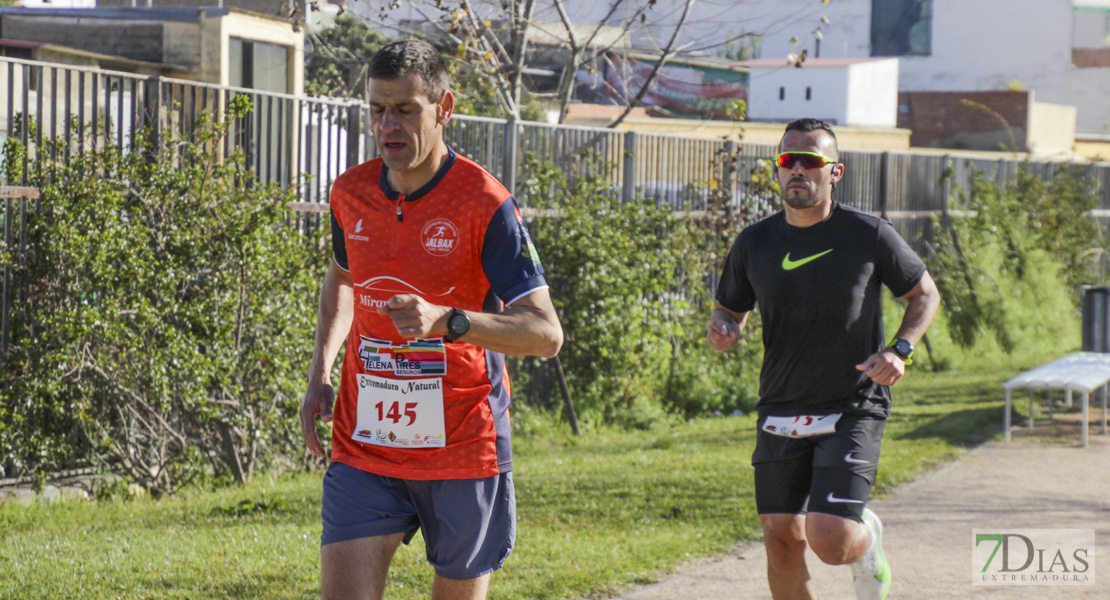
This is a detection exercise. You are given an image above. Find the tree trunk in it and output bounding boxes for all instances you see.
[506,0,537,115]
[218,421,246,484]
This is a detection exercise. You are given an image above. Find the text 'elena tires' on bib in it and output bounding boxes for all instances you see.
[353,337,447,449]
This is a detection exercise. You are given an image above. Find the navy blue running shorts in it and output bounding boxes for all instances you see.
[321,461,516,580]
[751,413,885,522]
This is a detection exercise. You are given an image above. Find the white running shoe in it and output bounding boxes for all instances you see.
[851,506,891,600]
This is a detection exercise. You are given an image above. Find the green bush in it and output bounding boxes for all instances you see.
[0,97,328,495]
[657,150,776,420]
[662,333,761,419]
[305,13,391,99]
[929,163,1096,354]
[518,150,776,425]
[519,153,687,425]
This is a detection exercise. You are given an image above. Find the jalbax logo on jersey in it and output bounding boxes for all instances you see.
[421,218,459,256]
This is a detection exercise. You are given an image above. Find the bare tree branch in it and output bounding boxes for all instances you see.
[82,358,190,448]
[551,0,628,123]
[505,0,538,113]
[609,0,696,129]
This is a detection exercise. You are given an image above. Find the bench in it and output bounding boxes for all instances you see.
[1003,352,1110,447]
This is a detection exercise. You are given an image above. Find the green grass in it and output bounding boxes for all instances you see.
[0,356,1036,599]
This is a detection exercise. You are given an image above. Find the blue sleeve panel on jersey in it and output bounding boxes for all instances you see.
[481,197,547,305]
[331,211,350,270]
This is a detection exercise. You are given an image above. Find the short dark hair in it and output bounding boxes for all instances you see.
[368,39,450,102]
[781,118,839,155]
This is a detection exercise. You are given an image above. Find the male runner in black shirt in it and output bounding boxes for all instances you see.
[708,118,940,600]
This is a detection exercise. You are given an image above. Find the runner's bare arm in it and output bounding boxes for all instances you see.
[300,259,355,457]
[378,288,563,358]
[890,270,941,345]
[856,271,941,386]
[708,304,749,352]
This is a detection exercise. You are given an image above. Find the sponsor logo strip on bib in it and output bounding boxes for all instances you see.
[762,413,841,438]
[358,336,446,377]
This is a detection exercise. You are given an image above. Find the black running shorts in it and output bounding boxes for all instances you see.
[752,413,885,521]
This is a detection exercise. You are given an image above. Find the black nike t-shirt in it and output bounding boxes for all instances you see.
[716,203,927,418]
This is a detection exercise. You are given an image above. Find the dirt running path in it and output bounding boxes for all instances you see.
[617,424,1110,600]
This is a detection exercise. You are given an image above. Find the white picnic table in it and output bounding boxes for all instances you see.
[1003,352,1110,447]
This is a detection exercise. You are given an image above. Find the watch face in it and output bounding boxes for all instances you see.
[894,339,913,358]
[449,315,468,335]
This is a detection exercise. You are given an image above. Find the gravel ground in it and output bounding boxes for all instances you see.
[616,418,1109,600]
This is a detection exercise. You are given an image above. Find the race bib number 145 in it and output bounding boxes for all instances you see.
[353,374,446,448]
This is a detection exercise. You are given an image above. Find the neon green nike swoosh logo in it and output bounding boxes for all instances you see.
[782,249,833,270]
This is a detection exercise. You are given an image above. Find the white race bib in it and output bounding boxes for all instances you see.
[762,414,841,438]
[353,373,447,448]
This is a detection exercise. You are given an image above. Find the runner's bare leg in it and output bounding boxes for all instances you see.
[761,514,817,599]
[431,574,492,600]
[321,532,405,600]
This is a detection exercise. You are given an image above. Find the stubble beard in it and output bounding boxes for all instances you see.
[783,189,821,210]
[380,146,415,173]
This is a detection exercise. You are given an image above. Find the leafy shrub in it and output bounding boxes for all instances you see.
[520,153,689,424]
[929,163,1097,353]
[518,148,777,425]
[659,149,777,420]
[0,97,328,495]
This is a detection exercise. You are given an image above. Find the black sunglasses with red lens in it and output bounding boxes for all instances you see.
[775,151,837,170]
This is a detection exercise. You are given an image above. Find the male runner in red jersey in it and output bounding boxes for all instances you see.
[299,39,563,600]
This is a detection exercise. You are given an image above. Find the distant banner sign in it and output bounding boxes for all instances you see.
[604,55,748,119]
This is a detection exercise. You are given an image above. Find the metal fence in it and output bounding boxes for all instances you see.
[1,187,36,354]
[4,54,1110,361]
[8,56,1109,233]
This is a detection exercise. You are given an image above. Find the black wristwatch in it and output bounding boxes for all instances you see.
[889,337,914,362]
[444,308,470,342]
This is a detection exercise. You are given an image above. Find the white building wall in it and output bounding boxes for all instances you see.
[747,59,897,127]
[748,65,851,125]
[1073,7,1109,47]
[356,0,1109,131]
[845,59,899,127]
[737,0,1110,131]
[904,0,1072,91]
[748,0,873,60]
[753,0,1072,91]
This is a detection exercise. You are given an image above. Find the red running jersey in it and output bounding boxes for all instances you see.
[329,149,547,480]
